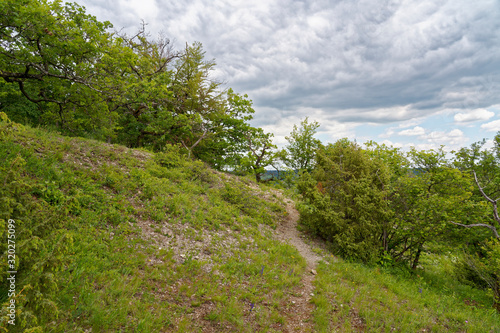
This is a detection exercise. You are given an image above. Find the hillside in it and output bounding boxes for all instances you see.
[0,120,315,332]
[1,121,499,332]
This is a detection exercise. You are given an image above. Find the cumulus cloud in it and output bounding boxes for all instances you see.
[481,119,500,132]
[421,128,466,145]
[393,127,467,150]
[380,139,403,148]
[398,126,426,136]
[454,109,495,122]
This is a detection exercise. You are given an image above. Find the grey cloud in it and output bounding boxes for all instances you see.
[73,0,500,129]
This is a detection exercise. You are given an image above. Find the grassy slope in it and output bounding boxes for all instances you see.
[0,124,306,332]
[0,122,499,332]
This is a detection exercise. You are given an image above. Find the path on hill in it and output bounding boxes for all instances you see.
[274,196,323,332]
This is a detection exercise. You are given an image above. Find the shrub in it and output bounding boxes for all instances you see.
[297,139,391,263]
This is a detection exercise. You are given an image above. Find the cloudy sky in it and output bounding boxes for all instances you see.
[73,0,500,150]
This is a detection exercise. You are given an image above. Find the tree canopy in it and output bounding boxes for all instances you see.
[281,117,321,172]
[0,0,273,172]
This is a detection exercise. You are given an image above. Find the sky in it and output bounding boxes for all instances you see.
[71,0,500,151]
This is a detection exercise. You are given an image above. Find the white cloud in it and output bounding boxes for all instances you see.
[398,126,426,136]
[259,107,357,148]
[380,139,403,148]
[419,128,468,150]
[454,109,495,123]
[481,119,500,132]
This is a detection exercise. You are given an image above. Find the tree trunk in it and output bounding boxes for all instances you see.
[255,172,261,183]
[412,244,423,270]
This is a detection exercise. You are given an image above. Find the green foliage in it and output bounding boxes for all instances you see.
[453,252,489,289]
[0,0,115,137]
[388,152,476,268]
[298,139,391,263]
[0,79,40,124]
[456,239,500,311]
[193,88,256,170]
[154,144,188,168]
[313,255,500,332]
[0,143,73,330]
[0,112,24,140]
[239,127,278,182]
[0,1,264,171]
[281,117,321,172]
[299,139,482,270]
[450,134,500,310]
[364,140,410,178]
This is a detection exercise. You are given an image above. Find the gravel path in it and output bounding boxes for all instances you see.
[275,197,323,332]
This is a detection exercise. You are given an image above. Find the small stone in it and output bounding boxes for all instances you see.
[180,254,186,258]
[310,269,317,275]
[310,293,314,297]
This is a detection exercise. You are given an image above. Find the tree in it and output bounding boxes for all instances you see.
[0,0,116,137]
[452,132,500,239]
[389,165,474,268]
[194,89,256,170]
[282,117,321,172]
[239,127,277,182]
[299,141,478,268]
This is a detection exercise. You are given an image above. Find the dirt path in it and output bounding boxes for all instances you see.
[275,197,323,332]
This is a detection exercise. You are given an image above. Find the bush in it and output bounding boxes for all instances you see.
[456,239,500,311]
[297,139,391,263]
[154,144,188,168]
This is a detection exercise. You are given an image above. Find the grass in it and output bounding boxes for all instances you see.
[312,253,500,332]
[0,123,305,332]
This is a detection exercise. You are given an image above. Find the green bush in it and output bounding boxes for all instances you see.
[456,239,500,311]
[453,251,489,289]
[0,153,73,331]
[297,139,391,263]
[154,144,188,168]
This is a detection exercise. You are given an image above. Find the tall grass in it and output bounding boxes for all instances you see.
[312,254,500,332]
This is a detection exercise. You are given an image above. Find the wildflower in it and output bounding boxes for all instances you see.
[250,303,255,312]
[260,265,265,276]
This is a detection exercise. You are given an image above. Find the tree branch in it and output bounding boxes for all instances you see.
[473,171,495,204]
[449,221,499,239]
[473,170,500,225]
